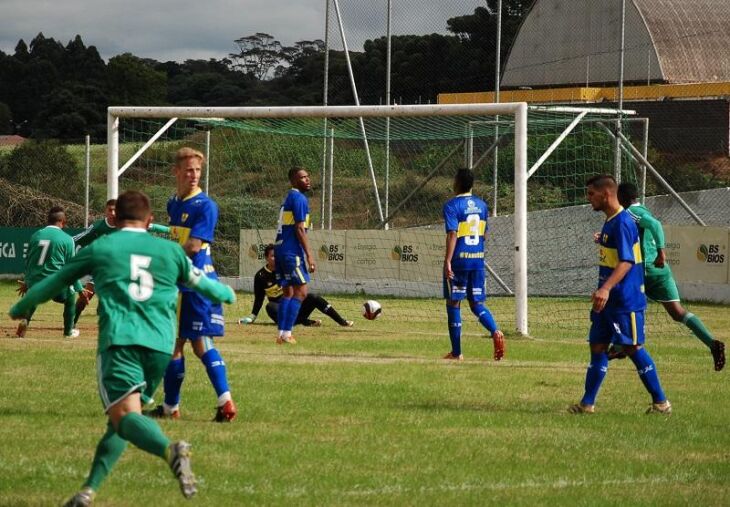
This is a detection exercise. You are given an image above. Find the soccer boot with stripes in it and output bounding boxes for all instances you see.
[492,330,505,361]
[568,403,595,414]
[213,399,238,422]
[168,441,197,499]
[443,352,464,361]
[144,404,181,420]
[711,340,725,372]
[276,334,297,345]
[63,487,95,507]
[646,400,672,415]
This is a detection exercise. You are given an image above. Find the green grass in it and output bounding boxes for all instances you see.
[0,280,728,505]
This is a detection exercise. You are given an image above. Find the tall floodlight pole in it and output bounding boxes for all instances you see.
[492,0,502,217]
[614,0,626,182]
[384,0,392,230]
[321,0,331,229]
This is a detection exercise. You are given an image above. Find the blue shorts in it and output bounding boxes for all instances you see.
[178,291,224,339]
[589,310,645,346]
[275,254,310,287]
[443,269,486,302]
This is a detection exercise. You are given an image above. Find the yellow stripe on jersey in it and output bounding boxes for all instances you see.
[281,211,311,228]
[598,242,642,267]
[456,220,486,238]
[169,226,210,250]
[630,312,638,345]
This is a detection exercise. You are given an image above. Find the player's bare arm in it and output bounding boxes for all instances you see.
[296,221,315,273]
[443,231,457,280]
[183,237,203,257]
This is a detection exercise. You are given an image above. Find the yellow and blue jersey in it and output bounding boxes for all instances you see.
[597,208,646,312]
[443,193,488,271]
[167,189,219,291]
[274,188,310,259]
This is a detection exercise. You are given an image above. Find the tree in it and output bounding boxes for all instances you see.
[107,53,167,105]
[229,33,284,80]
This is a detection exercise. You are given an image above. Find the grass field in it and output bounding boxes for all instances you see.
[0,280,728,506]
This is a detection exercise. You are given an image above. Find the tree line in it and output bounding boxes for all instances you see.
[0,4,530,142]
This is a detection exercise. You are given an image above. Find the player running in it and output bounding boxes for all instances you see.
[442,168,505,361]
[616,182,724,371]
[273,167,316,345]
[9,190,236,505]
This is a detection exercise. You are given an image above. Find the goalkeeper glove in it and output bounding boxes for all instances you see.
[238,314,256,325]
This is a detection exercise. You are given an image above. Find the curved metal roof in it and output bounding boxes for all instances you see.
[501,0,730,88]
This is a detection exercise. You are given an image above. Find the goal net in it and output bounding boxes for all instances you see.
[109,104,673,338]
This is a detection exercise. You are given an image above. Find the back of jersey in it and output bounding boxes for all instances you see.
[25,226,75,287]
[444,194,488,271]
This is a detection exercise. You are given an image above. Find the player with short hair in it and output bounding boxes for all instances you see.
[15,205,85,338]
[273,166,316,345]
[442,168,505,361]
[616,182,724,371]
[238,243,352,327]
[570,175,671,414]
[149,147,237,422]
[9,190,237,506]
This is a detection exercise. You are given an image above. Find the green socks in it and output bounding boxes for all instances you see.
[63,296,76,336]
[117,412,171,459]
[83,423,127,491]
[683,313,715,349]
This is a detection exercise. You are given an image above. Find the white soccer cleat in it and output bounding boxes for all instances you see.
[65,328,81,339]
[646,400,672,415]
[62,487,95,507]
[168,441,197,499]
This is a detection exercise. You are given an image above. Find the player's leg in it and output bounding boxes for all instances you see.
[277,285,294,344]
[286,283,308,334]
[59,289,78,337]
[569,312,610,413]
[265,301,279,324]
[278,255,310,343]
[294,294,318,326]
[308,293,351,326]
[15,305,35,338]
[443,272,464,360]
[74,281,95,326]
[466,270,504,360]
[190,336,237,422]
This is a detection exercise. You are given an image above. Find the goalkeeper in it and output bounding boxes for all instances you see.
[239,243,352,328]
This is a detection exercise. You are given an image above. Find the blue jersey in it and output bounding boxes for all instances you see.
[167,189,220,292]
[597,208,646,312]
[274,189,310,259]
[443,193,488,271]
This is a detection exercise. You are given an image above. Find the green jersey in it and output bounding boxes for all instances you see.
[626,203,669,277]
[11,228,235,354]
[25,226,78,288]
[74,218,170,248]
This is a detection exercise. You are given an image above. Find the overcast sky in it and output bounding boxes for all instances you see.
[0,0,486,63]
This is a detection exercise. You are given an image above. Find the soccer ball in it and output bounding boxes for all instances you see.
[362,300,382,320]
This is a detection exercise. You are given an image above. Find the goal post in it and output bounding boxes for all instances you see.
[107,103,531,333]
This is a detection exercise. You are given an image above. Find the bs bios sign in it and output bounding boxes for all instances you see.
[664,225,729,284]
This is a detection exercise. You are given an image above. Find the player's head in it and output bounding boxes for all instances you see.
[289,166,311,192]
[47,206,66,226]
[173,147,204,196]
[105,198,117,223]
[585,174,618,212]
[115,190,152,228]
[453,168,474,194]
[264,243,275,269]
[617,182,639,208]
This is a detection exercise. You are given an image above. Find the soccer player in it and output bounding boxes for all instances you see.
[15,205,85,338]
[149,147,237,422]
[9,190,237,505]
[570,175,671,414]
[238,243,353,327]
[617,182,725,371]
[442,168,505,361]
[73,199,171,325]
[273,166,316,345]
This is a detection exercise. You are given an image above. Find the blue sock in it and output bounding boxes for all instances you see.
[286,298,303,332]
[446,305,462,355]
[471,303,497,334]
[201,348,230,397]
[629,347,667,403]
[163,357,185,407]
[581,352,608,405]
[277,297,291,331]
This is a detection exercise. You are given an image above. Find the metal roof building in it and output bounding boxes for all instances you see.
[502,0,730,88]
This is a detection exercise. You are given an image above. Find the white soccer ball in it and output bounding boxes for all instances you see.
[362,300,382,320]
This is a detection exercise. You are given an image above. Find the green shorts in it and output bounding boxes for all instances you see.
[97,346,171,412]
[644,270,680,302]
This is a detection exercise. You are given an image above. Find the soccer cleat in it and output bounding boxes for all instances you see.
[15,319,28,338]
[304,319,322,327]
[607,344,627,361]
[341,320,354,327]
[646,400,672,415]
[711,340,725,372]
[276,335,297,345]
[144,405,181,420]
[443,352,464,361]
[63,487,95,507]
[213,399,238,422]
[492,330,505,361]
[64,328,81,339]
[167,441,197,499]
[568,403,595,414]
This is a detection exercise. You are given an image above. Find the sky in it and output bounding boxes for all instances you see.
[0,0,486,63]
